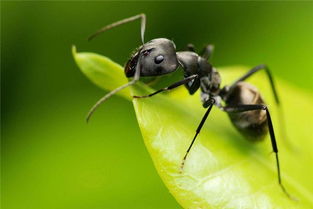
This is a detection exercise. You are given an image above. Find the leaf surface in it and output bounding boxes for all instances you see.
[73,46,313,209]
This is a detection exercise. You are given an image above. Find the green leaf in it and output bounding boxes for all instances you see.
[72,46,313,209]
[72,46,130,100]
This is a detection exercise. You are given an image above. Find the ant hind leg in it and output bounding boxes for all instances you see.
[223,104,296,200]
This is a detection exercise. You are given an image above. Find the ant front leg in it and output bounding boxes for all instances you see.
[133,75,198,98]
[223,104,295,200]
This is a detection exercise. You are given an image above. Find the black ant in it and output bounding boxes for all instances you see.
[86,14,293,199]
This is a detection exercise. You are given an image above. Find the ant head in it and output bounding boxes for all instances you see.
[125,38,178,77]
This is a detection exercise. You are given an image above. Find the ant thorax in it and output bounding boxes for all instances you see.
[200,68,221,95]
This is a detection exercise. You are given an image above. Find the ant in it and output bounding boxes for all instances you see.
[86,14,294,199]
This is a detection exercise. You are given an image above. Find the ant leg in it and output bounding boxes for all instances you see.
[186,43,196,52]
[88,14,146,44]
[227,64,279,104]
[200,44,214,60]
[133,75,198,98]
[86,57,142,122]
[181,99,215,171]
[223,104,295,200]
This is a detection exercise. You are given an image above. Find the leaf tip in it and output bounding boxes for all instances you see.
[72,45,77,57]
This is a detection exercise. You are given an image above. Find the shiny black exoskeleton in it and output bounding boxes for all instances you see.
[86,14,293,199]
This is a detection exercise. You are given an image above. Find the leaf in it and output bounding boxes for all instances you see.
[72,46,313,209]
[72,46,131,100]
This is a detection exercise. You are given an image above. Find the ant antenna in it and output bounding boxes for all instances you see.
[88,13,146,44]
[86,14,146,122]
[86,54,142,123]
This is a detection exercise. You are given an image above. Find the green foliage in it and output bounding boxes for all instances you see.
[73,46,313,209]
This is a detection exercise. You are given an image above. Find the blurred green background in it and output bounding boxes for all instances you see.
[2,2,313,209]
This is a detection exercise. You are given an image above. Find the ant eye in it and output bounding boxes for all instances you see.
[154,55,164,64]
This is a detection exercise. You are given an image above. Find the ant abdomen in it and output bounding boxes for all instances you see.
[225,82,268,141]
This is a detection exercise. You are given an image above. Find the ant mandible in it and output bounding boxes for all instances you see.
[86,14,293,199]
